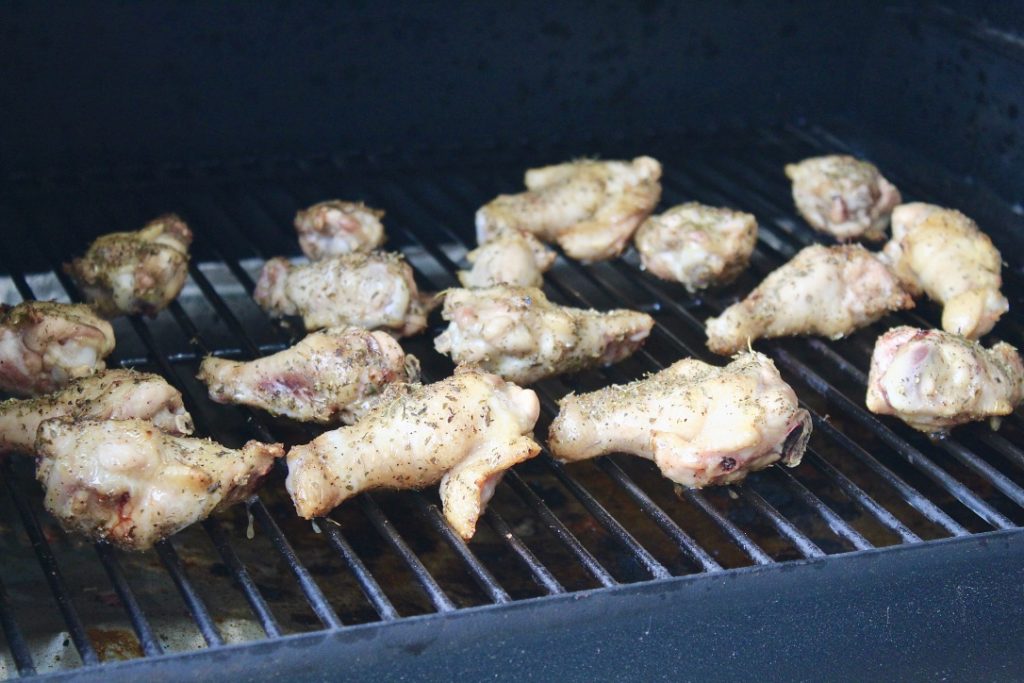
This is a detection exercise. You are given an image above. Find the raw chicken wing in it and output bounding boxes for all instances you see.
[476,156,662,261]
[254,252,428,337]
[0,369,193,453]
[706,244,913,355]
[785,155,901,241]
[549,352,811,487]
[458,230,556,288]
[434,286,654,385]
[294,200,386,260]
[882,202,1007,339]
[285,365,541,539]
[0,301,115,396]
[198,326,420,424]
[866,326,1024,432]
[64,214,193,317]
[635,202,757,291]
[35,418,283,550]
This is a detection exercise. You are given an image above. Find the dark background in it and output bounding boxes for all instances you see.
[1,1,1022,202]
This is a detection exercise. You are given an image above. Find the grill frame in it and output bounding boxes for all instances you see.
[1,123,1024,679]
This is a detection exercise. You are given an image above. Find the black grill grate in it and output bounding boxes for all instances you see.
[1,125,1023,677]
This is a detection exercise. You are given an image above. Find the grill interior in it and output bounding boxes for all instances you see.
[1,123,1023,678]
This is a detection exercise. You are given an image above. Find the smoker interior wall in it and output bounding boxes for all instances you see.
[1,1,1022,202]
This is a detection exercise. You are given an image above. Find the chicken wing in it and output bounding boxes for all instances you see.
[476,156,662,261]
[198,326,420,424]
[35,418,283,550]
[549,352,811,488]
[294,200,386,260]
[458,230,556,288]
[0,301,115,396]
[0,369,193,454]
[706,244,913,355]
[434,286,654,385]
[285,365,540,539]
[866,326,1023,433]
[882,203,1007,339]
[64,214,193,317]
[785,155,901,241]
[254,252,428,337]
[634,202,758,291]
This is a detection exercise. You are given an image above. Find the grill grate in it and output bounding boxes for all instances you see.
[1,125,1022,677]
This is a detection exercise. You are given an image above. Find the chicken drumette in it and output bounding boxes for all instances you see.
[64,214,193,317]
[866,326,1024,433]
[0,301,115,396]
[549,352,811,488]
[458,229,556,288]
[0,369,193,453]
[254,252,428,337]
[286,365,541,539]
[882,203,1007,339]
[706,244,913,355]
[294,200,386,260]
[35,418,283,550]
[434,286,654,385]
[785,155,901,242]
[476,156,662,261]
[198,326,420,424]
[634,202,758,291]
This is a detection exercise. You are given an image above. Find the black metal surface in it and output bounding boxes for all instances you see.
[0,124,1022,678]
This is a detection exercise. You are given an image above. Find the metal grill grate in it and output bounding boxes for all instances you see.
[1,125,1023,678]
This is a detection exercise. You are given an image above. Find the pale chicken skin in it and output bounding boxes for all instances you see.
[706,244,913,355]
[785,155,901,241]
[476,156,662,261]
[866,326,1024,433]
[197,326,420,424]
[635,202,758,291]
[254,252,428,337]
[0,369,193,454]
[883,203,1007,339]
[434,286,654,385]
[0,301,116,396]
[64,214,193,317]
[35,418,283,550]
[294,200,386,260]
[285,366,541,539]
[458,230,556,288]
[549,352,811,488]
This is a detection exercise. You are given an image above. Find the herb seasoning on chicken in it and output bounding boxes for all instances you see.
[285,365,540,539]
[294,200,386,260]
[549,352,811,488]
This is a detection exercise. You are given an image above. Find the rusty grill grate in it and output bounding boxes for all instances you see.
[1,125,1023,678]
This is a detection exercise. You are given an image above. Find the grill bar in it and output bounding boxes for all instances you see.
[768,468,873,551]
[675,489,774,564]
[480,508,566,595]
[319,522,400,621]
[0,575,35,677]
[2,462,101,666]
[154,541,225,647]
[94,544,164,657]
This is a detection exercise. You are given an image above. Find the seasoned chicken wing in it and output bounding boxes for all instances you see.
[458,230,556,288]
[549,352,811,488]
[254,252,428,337]
[0,301,115,396]
[0,369,193,454]
[882,203,1007,339]
[476,156,662,261]
[706,244,913,355]
[434,286,654,385]
[198,326,420,424]
[294,200,386,260]
[635,202,758,291]
[35,418,283,550]
[64,214,193,317]
[866,326,1024,433]
[785,155,901,241]
[286,365,540,539]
